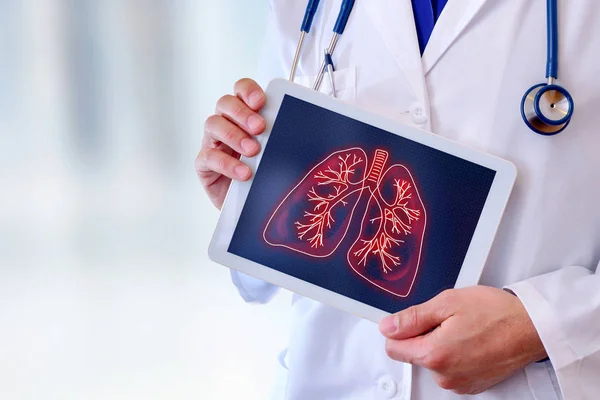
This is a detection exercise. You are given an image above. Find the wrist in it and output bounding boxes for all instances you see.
[511,292,549,364]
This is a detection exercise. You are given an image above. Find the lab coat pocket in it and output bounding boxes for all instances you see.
[294,67,357,102]
[523,361,562,400]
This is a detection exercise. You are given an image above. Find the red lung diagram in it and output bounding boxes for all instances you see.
[263,148,426,297]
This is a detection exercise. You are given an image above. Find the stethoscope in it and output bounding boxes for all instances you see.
[289,0,355,93]
[521,0,574,135]
[290,0,574,136]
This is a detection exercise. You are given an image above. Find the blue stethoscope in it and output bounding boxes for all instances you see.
[291,0,574,136]
[521,0,574,135]
[289,0,355,92]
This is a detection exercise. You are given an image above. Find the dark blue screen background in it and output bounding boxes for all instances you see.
[228,96,495,314]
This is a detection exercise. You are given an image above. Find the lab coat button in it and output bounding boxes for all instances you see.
[409,103,428,125]
[376,375,398,398]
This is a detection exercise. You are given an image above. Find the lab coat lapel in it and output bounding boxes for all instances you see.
[365,0,426,99]
[422,0,490,74]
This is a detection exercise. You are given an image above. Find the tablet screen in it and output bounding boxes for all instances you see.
[228,95,496,313]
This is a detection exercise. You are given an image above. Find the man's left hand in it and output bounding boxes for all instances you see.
[379,286,548,395]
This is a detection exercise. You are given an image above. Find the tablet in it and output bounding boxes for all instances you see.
[209,79,516,322]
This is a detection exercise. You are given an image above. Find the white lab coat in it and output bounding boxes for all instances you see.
[230,1,600,399]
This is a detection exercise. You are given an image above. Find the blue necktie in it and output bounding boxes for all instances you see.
[411,0,449,55]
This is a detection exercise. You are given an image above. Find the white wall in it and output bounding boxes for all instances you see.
[0,1,290,399]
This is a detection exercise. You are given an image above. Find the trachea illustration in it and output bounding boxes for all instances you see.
[263,148,426,297]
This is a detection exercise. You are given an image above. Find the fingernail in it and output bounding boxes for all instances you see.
[247,114,264,131]
[249,91,264,108]
[241,138,258,154]
[235,164,251,179]
[380,315,398,335]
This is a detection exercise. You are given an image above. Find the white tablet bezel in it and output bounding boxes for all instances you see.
[208,79,517,323]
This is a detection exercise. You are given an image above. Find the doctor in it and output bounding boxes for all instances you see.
[196,1,600,399]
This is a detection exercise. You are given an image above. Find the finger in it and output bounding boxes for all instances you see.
[385,336,433,367]
[385,330,454,372]
[215,94,266,136]
[379,290,456,340]
[234,78,266,111]
[204,115,260,157]
[196,147,252,182]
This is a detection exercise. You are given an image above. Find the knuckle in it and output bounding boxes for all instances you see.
[214,153,229,172]
[195,150,206,172]
[223,125,241,143]
[204,114,220,133]
[216,94,235,112]
[195,148,206,165]
[401,307,419,331]
[235,77,254,91]
[195,149,214,182]
[422,348,450,371]
[235,78,261,102]
[217,93,250,121]
[439,289,457,304]
[435,375,457,391]
[232,103,248,120]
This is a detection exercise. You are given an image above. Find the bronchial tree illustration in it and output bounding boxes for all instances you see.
[353,179,421,274]
[295,153,365,248]
[263,147,427,298]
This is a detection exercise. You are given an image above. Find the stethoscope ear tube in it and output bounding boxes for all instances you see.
[290,0,322,82]
[301,0,321,33]
[334,0,356,34]
[313,0,357,90]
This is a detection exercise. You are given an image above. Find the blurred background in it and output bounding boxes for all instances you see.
[0,1,291,399]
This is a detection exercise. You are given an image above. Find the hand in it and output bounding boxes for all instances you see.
[379,286,548,395]
[196,78,267,209]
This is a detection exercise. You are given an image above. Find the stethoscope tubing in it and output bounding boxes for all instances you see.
[290,0,355,85]
[312,0,356,90]
[289,0,322,82]
[546,0,558,79]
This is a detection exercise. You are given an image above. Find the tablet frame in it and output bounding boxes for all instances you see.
[209,79,517,323]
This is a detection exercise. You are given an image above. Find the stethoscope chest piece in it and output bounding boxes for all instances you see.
[521,81,574,135]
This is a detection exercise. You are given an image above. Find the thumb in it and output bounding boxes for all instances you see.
[379,291,455,340]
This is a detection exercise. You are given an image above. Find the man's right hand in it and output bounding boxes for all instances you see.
[196,78,266,209]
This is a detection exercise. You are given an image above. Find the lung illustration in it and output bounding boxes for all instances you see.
[264,148,368,257]
[347,150,426,297]
[263,148,426,297]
